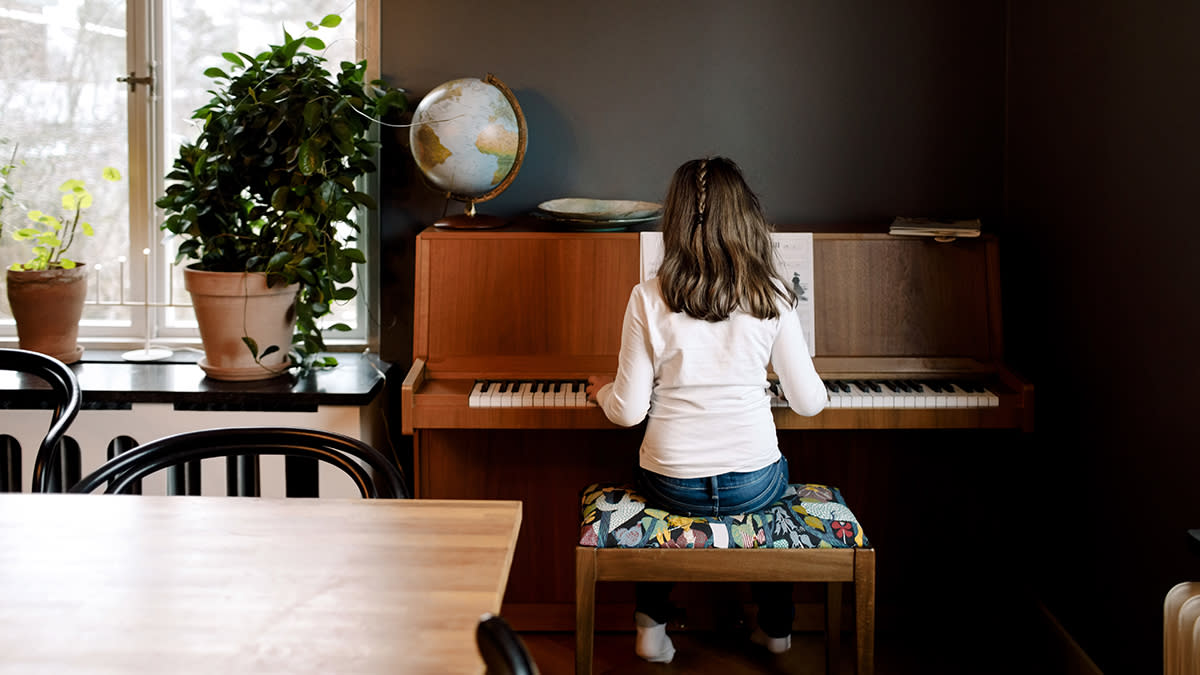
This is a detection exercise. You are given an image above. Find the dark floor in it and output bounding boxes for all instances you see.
[521,601,1071,675]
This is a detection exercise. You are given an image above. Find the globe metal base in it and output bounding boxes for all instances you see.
[433,213,508,230]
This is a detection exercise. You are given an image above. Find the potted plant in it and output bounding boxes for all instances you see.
[3,152,120,364]
[156,14,406,381]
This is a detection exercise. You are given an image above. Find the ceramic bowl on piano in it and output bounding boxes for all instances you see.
[537,198,662,221]
[534,198,662,231]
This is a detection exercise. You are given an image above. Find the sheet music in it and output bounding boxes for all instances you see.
[639,231,816,355]
[639,231,665,281]
[772,232,816,356]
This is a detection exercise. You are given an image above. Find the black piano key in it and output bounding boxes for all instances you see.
[498,381,510,393]
[481,380,493,392]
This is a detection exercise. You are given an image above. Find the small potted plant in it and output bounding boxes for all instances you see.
[3,154,120,364]
[156,13,406,381]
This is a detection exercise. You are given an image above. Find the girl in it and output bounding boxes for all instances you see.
[587,156,828,663]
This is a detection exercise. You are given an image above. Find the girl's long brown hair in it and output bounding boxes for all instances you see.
[657,157,796,321]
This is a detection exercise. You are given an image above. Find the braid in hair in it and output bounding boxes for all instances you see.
[695,159,708,226]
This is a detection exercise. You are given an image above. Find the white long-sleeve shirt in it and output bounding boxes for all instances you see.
[596,277,827,478]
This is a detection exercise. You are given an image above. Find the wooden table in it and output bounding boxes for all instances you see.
[0,494,522,674]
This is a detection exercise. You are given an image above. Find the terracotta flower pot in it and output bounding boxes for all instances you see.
[6,265,88,364]
[183,266,299,381]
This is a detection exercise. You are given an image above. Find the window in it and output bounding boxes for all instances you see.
[0,0,378,354]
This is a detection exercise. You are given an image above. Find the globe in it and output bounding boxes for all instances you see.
[409,73,527,229]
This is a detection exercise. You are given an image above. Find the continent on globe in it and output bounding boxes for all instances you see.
[476,124,518,185]
[414,125,451,168]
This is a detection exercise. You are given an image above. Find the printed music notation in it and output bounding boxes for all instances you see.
[639,231,816,355]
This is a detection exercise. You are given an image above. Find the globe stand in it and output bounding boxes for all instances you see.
[433,200,508,230]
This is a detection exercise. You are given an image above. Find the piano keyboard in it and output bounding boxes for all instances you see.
[469,379,593,408]
[771,379,999,409]
[467,378,999,409]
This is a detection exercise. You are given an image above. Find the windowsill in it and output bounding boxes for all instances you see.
[0,350,390,412]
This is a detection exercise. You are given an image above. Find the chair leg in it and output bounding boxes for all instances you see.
[825,581,843,675]
[575,547,597,675]
[855,549,876,675]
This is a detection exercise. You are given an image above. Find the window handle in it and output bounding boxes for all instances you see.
[117,71,153,92]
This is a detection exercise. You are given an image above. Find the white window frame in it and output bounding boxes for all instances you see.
[2,0,381,356]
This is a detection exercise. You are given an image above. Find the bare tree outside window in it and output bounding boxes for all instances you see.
[0,0,361,347]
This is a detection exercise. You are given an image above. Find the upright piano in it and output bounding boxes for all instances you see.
[401,226,1033,630]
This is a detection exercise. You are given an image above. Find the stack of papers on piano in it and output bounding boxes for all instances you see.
[889,217,981,242]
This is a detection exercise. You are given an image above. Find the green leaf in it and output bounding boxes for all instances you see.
[242,337,260,358]
[303,37,325,50]
[319,14,341,28]
[342,248,366,264]
[203,67,229,79]
[297,141,319,175]
[81,222,94,236]
[351,191,377,209]
[303,100,322,131]
[102,167,121,181]
[260,345,280,358]
[221,52,245,68]
[270,186,290,210]
[268,251,292,269]
[332,287,356,301]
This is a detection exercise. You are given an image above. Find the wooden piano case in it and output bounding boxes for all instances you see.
[402,227,1033,631]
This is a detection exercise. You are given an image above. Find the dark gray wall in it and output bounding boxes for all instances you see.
[374,0,1200,671]
[1005,2,1200,673]
[378,0,1007,365]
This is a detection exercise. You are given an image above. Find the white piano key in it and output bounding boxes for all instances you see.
[479,381,497,407]
[949,383,971,408]
[847,383,867,409]
[495,381,513,407]
[469,381,485,408]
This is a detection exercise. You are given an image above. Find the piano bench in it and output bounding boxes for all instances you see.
[574,482,875,675]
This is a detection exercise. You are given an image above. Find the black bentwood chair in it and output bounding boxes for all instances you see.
[476,613,539,675]
[68,426,409,499]
[0,348,83,493]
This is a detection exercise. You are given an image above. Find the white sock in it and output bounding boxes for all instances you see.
[750,627,792,654]
[634,611,676,663]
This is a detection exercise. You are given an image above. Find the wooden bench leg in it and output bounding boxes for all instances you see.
[826,581,843,675]
[855,549,876,675]
[575,547,597,675]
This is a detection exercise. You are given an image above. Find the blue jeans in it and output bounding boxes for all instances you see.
[634,456,794,638]
[637,455,790,518]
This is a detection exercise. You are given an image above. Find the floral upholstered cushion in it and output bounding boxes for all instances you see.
[578,482,869,549]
